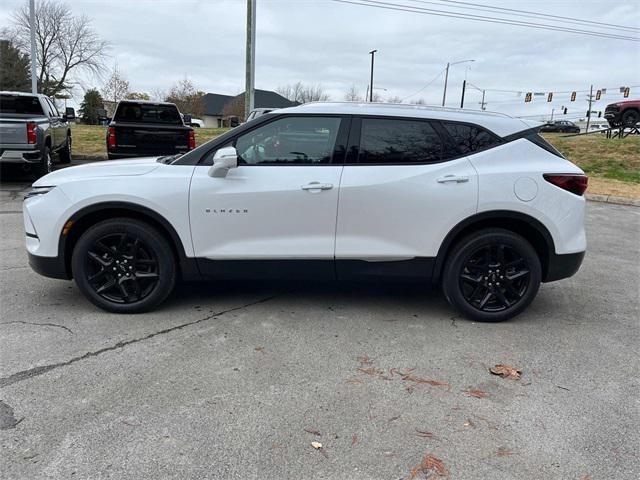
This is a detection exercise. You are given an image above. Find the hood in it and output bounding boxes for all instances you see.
[33,157,162,186]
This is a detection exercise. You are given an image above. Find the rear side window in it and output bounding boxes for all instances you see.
[114,103,182,125]
[442,122,501,154]
[358,118,443,164]
[0,95,44,115]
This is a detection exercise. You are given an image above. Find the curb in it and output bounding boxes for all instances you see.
[586,193,640,207]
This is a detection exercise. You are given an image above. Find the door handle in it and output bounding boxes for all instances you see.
[301,182,333,191]
[437,175,469,184]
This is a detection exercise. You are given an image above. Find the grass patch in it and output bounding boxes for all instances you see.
[543,133,640,184]
[70,124,230,159]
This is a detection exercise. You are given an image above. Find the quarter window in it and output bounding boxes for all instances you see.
[442,122,501,154]
[358,118,443,164]
[234,116,341,165]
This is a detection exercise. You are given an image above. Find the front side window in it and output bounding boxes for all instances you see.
[443,122,501,154]
[358,118,443,164]
[234,116,341,165]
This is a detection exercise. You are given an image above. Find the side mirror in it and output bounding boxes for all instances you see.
[63,107,76,121]
[208,146,238,178]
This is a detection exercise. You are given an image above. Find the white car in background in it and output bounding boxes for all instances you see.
[24,102,587,321]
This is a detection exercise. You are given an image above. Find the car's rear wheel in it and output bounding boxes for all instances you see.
[71,218,176,313]
[58,135,72,163]
[33,146,53,179]
[442,228,541,322]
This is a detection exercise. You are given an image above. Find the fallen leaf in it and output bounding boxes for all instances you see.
[464,389,489,398]
[415,429,435,438]
[357,355,374,365]
[311,441,322,449]
[358,366,384,376]
[581,475,592,480]
[496,447,514,457]
[345,377,364,385]
[463,419,476,428]
[388,415,401,422]
[304,428,321,436]
[408,453,449,479]
[254,346,265,353]
[401,374,451,390]
[351,435,358,445]
[490,364,522,380]
[319,447,329,459]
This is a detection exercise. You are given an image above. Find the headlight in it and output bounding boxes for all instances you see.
[24,186,56,200]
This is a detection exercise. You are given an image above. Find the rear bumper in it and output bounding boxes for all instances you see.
[28,251,70,280]
[0,148,42,164]
[543,251,585,282]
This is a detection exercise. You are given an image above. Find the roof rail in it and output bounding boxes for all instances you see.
[301,101,513,118]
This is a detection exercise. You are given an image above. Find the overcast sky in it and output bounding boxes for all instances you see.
[1,0,638,120]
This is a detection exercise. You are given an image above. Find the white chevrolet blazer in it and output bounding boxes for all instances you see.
[24,102,587,321]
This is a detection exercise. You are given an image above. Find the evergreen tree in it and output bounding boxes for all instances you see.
[0,39,30,92]
[80,89,105,125]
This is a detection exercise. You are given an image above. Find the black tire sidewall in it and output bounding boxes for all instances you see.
[622,110,639,126]
[34,146,53,179]
[443,229,542,322]
[59,135,72,163]
[71,218,176,313]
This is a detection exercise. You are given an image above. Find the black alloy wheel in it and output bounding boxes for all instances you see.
[442,228,541,322]
[72,218,176,313]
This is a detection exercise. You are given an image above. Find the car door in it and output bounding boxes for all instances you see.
[44,98,63,149]
[335,116,479,279]
[189,114,348,278]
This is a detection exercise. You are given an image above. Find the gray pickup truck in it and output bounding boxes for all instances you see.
[0,91,75,178]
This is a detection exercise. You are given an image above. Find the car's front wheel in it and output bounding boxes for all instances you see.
[442,228,542,322]
[71,218,176,313]
[621,109,639,127]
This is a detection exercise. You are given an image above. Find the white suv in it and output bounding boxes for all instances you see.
[24,103,587,321]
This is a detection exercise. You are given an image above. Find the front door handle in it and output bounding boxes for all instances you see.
[437,175,469,184]
[301,182,334,191]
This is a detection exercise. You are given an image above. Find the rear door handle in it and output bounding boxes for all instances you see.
[437,175,469,184]
[301,182,334,191]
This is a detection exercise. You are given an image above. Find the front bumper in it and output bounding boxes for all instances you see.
[28,251,70,279]
[543,251,585,282]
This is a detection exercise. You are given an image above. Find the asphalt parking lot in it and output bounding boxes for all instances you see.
[1,170,639,479]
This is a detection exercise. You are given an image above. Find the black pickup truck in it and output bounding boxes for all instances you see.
[106,100,195,159]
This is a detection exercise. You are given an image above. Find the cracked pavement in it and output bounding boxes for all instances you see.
[1,176,639,479]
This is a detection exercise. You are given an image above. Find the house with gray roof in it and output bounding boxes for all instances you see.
[201,89,298,127]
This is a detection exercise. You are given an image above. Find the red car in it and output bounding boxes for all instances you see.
[604,100,640,127]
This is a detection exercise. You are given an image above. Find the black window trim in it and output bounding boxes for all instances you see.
[193,113,351,167]
[438,119,504,159]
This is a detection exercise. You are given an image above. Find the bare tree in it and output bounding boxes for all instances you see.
[126,92,150,100]
[386,95,403,103]
[165,77,205,117]
[414,98,426,105]
[8,0,109,97]
[344,84,362,102]
[277,82,330,104]
[101,65,129,104]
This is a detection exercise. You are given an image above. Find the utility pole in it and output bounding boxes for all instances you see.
[441,62,449,107]
[368,50,377,102]
[585,84,594,133]
[244,0,256,121]
[460,79,466,108]
[29,0,37,93]
[480,89,486,110]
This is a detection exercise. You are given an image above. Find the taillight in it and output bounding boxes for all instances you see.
[107,127,116,149]
[26,122,37,144]
[188,130,196,150]
[543,174,588,196]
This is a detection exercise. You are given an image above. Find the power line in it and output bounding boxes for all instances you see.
[407,0,640,33]
[330,0,640,42]
[401,67,447,101]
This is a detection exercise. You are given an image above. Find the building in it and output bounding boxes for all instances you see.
[201,89,298,127]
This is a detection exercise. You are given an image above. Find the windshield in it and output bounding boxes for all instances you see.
[114,103,182,125]
[0,95,44,115]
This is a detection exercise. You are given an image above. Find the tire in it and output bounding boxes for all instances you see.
[621,109,639,127]
[71,218,176,313]
[58,134,72,163]
[442,228,542,322]
[33,145,53,179]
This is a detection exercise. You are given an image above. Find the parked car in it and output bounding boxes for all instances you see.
[0,91,75,178]
[25,103,587,322]
[604,100,640,128]
[539,120,580,133]
[106,100,195,159]
[246,108,276,122]
[181,113,205,128]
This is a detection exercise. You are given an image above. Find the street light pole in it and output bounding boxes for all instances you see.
[244,0,256,121]
[369,49,377,102]
[29,0,37,93]
[460,79,466,108]
[442,59,474,107]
